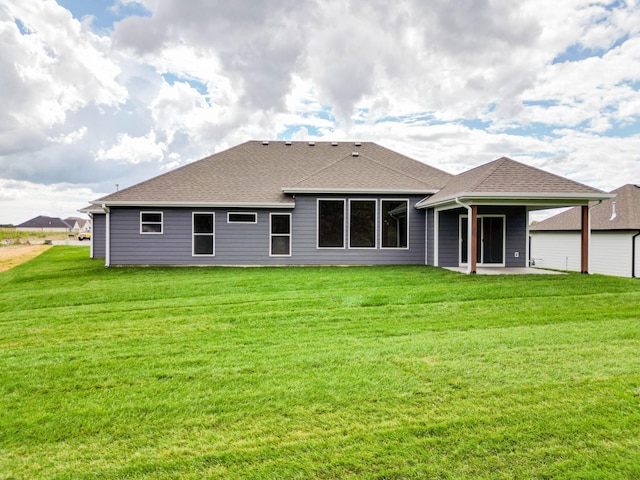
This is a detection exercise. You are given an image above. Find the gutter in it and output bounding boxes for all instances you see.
[633,231,640,278]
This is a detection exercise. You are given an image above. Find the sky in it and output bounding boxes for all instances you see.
[1,0,639,225]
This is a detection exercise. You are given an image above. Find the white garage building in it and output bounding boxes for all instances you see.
[530,184,640,278]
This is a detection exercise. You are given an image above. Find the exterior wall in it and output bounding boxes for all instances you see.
[92,214,106,259]
[531,230,639,277]
[530,232,581,272]
[591,231,633,277]
[436,206,528,268]
[636,233,640,278]
[107,194,427,266]
[426,209,434,266]
[437,208,463,267]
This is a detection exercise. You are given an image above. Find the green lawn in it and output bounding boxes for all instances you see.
[1,247,639,479]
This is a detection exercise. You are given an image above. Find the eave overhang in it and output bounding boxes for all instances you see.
[415,192,615,210]
[282,187,439,195]
[91,200,296,209]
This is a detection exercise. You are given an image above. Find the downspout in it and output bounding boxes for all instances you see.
[103,204,110,268]
[455,198,474,274]
[632,231,640,278]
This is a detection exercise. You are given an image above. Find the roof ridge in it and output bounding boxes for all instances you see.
[288,152,433,188]
[365,154,433,187]
[287,154,353,187]
[458,156,507,191]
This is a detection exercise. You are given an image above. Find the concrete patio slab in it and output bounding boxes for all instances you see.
[444,267,565,275]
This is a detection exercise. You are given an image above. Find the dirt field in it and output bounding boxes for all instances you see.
[0,245,51,272]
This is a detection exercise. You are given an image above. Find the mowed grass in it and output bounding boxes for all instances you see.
[1,248,639,479]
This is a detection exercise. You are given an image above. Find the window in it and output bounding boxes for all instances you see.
[270,213,291,256]
[193,213,214,256]
[381,200,408,248]
[228,212,257,224]
[318,199,345,248]
[140,212,163,234]
[349,200,376,248]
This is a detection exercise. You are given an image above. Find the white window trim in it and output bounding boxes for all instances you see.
[270,212,292,257]
[317,198,346,249]
[192,212,215,257]
[459,214,506,267]
[380,199,410,250]
[227,212,257,224]
[348,198,378,249]
[140,211,163,234]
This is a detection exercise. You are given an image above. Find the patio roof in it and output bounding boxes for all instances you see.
[416,157,612,210]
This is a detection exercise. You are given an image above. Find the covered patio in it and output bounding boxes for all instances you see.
[416,158,614,274]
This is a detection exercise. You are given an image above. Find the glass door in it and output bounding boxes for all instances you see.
[460,215,505,266]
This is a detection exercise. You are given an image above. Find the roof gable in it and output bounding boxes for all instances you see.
[418,157,609,207]
[531,184,640,231]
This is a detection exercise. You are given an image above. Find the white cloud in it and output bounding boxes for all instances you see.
[95,131,166,164]
[1,0,639,225]
[1,1,126,134]
[0,178,99,225]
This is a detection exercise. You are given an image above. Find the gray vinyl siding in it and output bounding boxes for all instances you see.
[436,206,527,267]
[107,195,426,266]
[437,209,463,267]
[426,209,434,266]
[92,213,106,259]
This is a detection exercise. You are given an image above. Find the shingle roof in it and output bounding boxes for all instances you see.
[284,153,441,192]
[530,184,640,231]
[425,157,605,202]
[16,216,71,229]
[94,141,453,206]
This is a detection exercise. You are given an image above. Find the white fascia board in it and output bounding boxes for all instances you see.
[92,201,296,209]
[282,187,438,195]
[415,192,615,209]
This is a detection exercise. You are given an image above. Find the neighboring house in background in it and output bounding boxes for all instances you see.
[15,215,71,232]
[530,184,640,278]
[86,141,611,272]
[65,217,91,233]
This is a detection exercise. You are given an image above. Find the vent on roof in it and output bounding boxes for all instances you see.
[331,142,338,146]
[352,152,359,157]
[609,201,617,221]
[308,141,315,146]
[285,141,292,146]
[354,141,362,147]
[262,140,269,145]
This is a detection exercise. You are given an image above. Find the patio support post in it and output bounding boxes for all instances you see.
[581,205,589,274]
[470,205,478,274]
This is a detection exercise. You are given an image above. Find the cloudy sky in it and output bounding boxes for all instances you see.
[1,0,639,224]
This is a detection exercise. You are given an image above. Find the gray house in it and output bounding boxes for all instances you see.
[16,216,71,232]
[530,184,640,277]
[88,141,611,272]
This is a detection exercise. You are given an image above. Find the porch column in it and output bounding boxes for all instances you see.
[581,205,589,274]
[470,205,478,274]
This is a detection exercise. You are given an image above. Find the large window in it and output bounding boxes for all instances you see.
[270,213,291,256]
[318,200,345,248]
[381,200,408,248]
[140,211,163,234]
[349,200,376,248]
[193,213,215,256]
